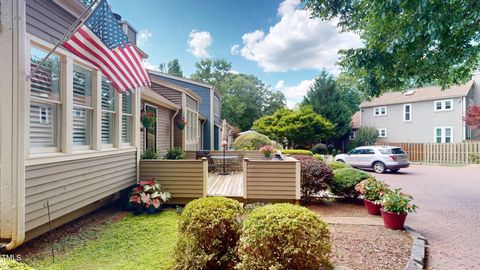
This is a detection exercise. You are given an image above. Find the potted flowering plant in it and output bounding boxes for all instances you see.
[259,145,274,159]
[176,118,186,130]
[355,177,389,215]
[141,111,156,128]
[129,178,172,215]
[380,188,417,230]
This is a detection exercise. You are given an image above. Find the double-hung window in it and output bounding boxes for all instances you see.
[72,64,93,149]
[29,46,62,153]
[121,93,133,144]
[403,104,412,122]
[101,76,116,146]
[377,128,387,138]
[186,109,198,142]
[374,106,387,116]
[435,127,453,143]
[434,99,453,112]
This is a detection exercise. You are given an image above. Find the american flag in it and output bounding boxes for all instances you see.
[63,0,150,93]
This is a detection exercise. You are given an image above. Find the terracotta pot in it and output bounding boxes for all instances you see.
[381,209,407,230]
[363,199,381,215]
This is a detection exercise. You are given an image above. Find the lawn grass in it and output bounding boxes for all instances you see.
[31,210,179,270]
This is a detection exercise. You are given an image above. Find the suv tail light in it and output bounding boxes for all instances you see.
[389,155,397,161]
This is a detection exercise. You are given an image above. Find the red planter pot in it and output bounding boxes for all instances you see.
[363,199,381,215]
[381,209,407,230]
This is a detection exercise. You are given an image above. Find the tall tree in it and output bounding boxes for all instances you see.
[159,59,184,77]
[191,58,286,130]
[305,0,480,97]
[302,71,361,141]
[253,106,334,149]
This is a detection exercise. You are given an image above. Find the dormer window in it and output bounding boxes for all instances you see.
[374,106,387,116]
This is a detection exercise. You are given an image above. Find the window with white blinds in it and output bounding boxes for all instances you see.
[186,109,198,142]
[72,64,93,148]
[29,46,61,152]
[122,93,133,144]
[101,76,116,145]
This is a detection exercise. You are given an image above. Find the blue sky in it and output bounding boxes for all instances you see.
[109,0,361,107]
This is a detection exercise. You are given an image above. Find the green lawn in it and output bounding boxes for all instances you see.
[31,210,179,270]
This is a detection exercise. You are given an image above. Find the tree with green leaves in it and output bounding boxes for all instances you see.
[302,71,361,141]
[191,58,286,130]
[349,126,378,150]
[159,59,183,77]
[253,106,334,149]
[305,0,480,97]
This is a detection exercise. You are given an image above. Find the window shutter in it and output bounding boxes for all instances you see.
[30,102,58,147]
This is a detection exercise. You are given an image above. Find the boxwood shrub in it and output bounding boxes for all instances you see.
[282,149,313,156]
[292,155,332,202]
[313,153,324,162]
[174,197,245,270]
[327,160,352,171]
[311,143,328,154]
[331,168,371,197]
[237,204,331,270]
[233,131,271,150]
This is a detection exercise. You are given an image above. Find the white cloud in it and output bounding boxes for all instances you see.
[275,79,315,108]
[238,0,362,72]
[187,30,213,58]
[137,29,152,47]
[229,69,240,74]
[142,60,159,71]
[230,44,240,55]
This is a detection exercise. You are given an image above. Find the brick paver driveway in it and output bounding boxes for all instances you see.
[373,164,480,269]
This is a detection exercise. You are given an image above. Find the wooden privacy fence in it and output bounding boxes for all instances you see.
[139,158,208,204]
[243,157,301,202]
[375,141,480,164]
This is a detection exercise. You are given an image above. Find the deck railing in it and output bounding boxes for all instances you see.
[375,141,480,164]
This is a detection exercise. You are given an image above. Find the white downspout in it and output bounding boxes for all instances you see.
[4,0,26,250]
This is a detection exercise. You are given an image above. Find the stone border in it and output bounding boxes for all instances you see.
[404,225,428,269]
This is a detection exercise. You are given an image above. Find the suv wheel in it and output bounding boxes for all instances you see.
[373,161,386,174]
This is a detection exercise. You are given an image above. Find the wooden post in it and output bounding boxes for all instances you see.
[202,157,208,197]
[243,158,249,199]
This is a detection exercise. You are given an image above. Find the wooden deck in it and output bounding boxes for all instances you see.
[207,172,244,197]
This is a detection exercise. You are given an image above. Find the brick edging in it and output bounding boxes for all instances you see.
[404,225,428,269]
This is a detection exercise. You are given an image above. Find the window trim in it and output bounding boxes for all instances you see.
[373,106,387,116]
[434,126,453,143]
[434,99,454,112]
[185,108,198,143]
[403,103,412,122]
[377,128,387,138]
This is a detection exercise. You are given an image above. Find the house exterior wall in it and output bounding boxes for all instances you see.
[150,83,183,106]
[186,95,197,111]
[25,150,136,234]
[361,97,465,143]
[156,76,216,150]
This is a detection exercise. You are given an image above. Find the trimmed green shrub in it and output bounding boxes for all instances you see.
[0,259,33,270]
[282,149,313,156]
[164,147,186,160]
[331,168,371,197]
[292,155,332,202]
[237,204,331,270]
[233,131,271,150]
[327,160,351,171]
[141,148,158,159]
[174,197,245,270]
[313,154,324,162]
[311,143,328,154]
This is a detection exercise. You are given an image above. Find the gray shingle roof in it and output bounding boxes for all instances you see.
[360,81,474,108]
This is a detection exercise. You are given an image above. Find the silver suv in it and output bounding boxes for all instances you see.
[334,146,410,173]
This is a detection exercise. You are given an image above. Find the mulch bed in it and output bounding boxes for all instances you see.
[14,201,412,270]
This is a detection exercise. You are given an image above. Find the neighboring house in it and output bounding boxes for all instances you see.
[150,73,222,150]
[147,71,202,152]
[360,80,480,143]
[0,0,142,249]
[350,111,361,140]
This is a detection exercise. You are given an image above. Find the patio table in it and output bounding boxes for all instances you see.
[210,155,240,174]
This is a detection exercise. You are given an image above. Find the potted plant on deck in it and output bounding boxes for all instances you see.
[380,188,417,230]
[129,179,172,215]
[355,177,389,215]
[259,144,274,159]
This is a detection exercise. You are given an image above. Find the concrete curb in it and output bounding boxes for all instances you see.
[404,225,428,270]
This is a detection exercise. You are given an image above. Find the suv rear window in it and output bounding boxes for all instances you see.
[379,148,406,155]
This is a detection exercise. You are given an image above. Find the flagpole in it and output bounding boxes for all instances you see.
[26,0,100,81]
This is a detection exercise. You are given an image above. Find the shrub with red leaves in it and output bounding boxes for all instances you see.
[292,155,333,202]
[465,105,480,129]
